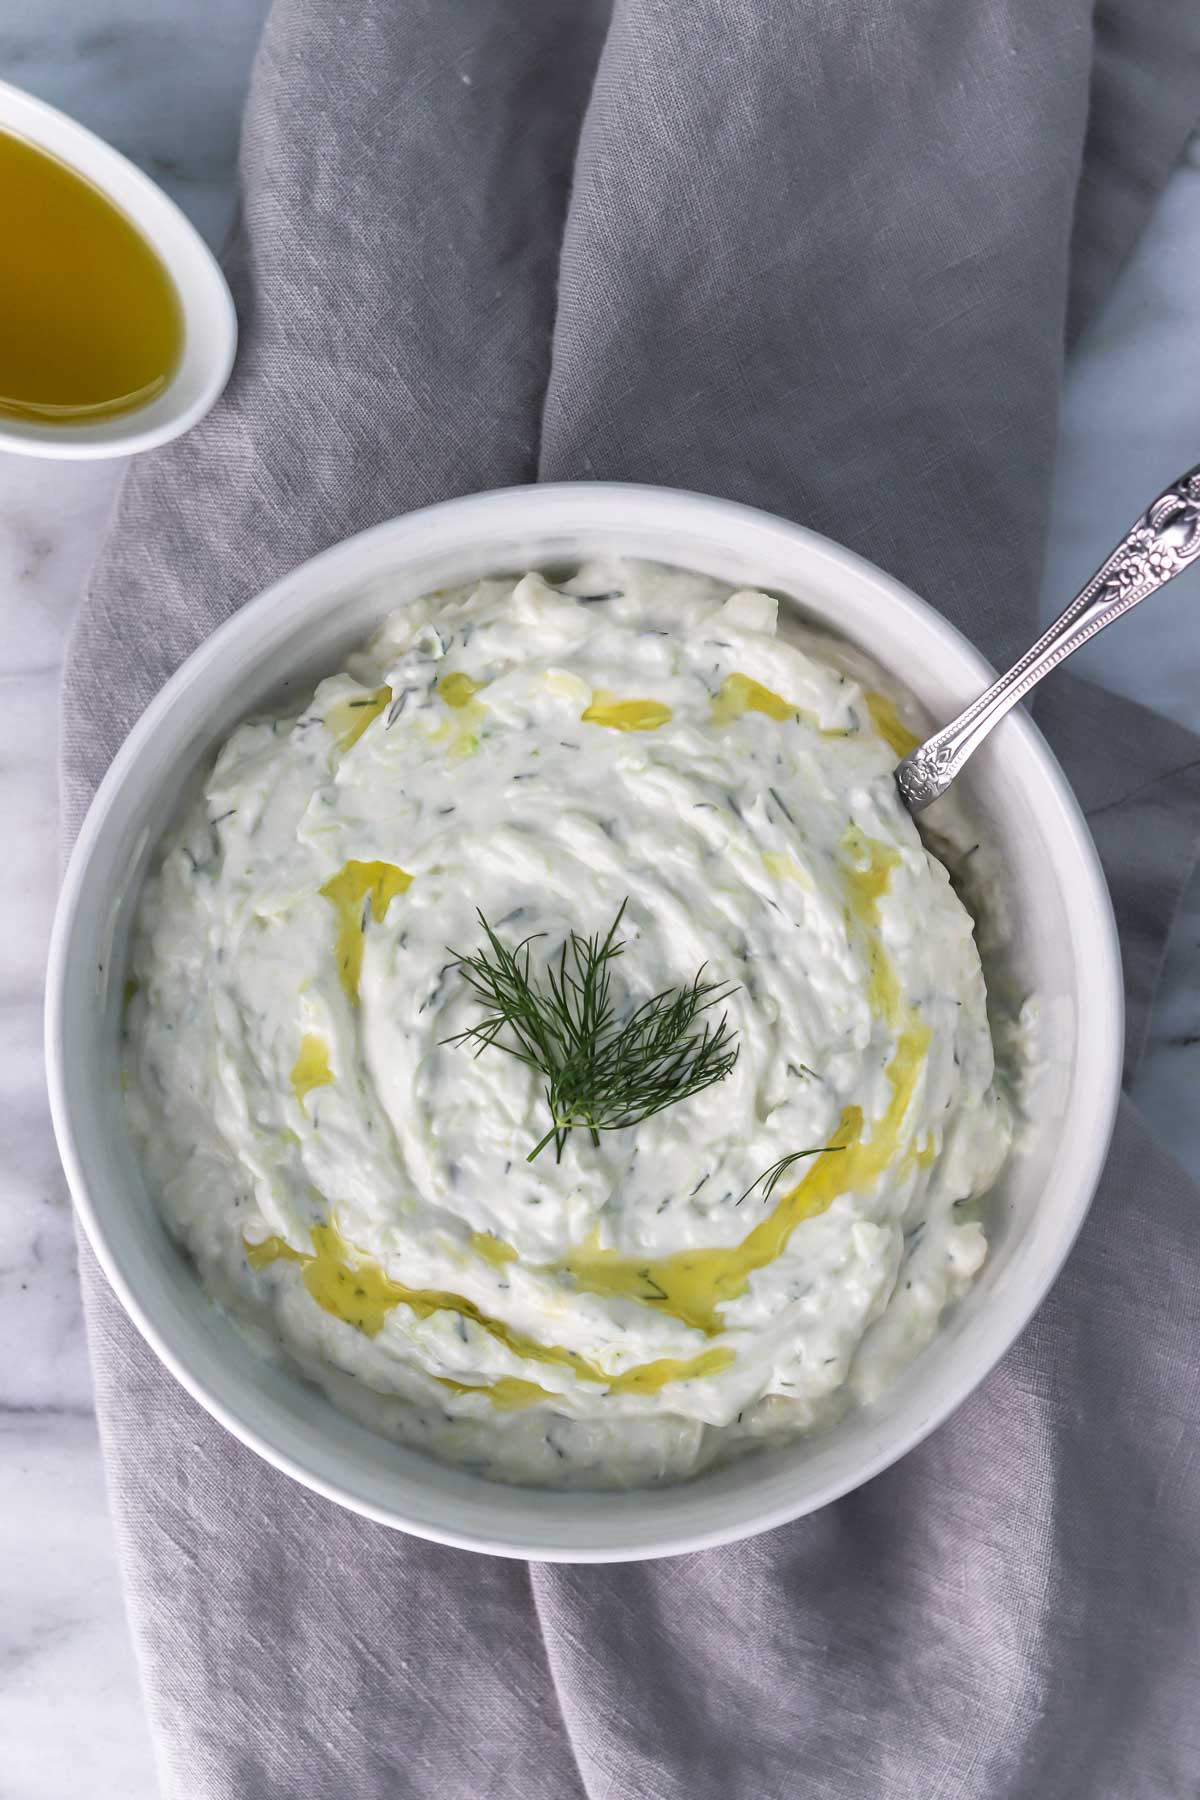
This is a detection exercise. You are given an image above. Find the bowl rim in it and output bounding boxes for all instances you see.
[45,480,1124,1560]
[0,76,237,461]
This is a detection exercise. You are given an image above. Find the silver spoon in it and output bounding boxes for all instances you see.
[895,463,1200,811]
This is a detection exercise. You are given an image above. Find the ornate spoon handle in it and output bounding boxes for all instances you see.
[896,462,1200,811]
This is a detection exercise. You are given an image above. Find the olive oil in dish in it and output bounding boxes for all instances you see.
[0,127,183,425]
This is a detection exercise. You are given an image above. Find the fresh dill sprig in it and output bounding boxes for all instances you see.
[736,1144,844,1205]
[444,899,740,1162]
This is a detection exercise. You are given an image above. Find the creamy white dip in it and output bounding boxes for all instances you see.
[123,560,1011,1488]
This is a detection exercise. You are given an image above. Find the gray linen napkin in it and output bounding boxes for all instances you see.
[62,3,1200,1795]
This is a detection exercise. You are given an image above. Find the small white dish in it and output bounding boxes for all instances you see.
[45,483,1123,1560]
[0,78,236,460]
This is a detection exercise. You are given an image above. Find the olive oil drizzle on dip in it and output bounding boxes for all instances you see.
[264,815,930,1356]
[290,1034,334,1107]
[581,691,674,731]
[254,701,925,1387]
[319,860,413,1002]
[562,1023,929,1335]
[326,686,393,751]
[563,831,928,1335]
[863,690,923,759]
[125,563,1010,1488]
[245,1223,735,1403]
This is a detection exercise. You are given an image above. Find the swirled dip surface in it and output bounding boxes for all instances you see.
[124,561,1011,1487]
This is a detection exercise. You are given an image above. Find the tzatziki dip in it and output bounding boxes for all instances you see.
[123,560,1012,1488]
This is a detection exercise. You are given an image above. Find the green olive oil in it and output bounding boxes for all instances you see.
[0,127,183,426]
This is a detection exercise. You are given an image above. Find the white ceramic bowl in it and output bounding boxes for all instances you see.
[46,483,1122,1560]
[0,79,236,460]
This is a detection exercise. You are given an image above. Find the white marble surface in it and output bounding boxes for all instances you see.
[0,9,1197,1793]
[2,6,268,1796]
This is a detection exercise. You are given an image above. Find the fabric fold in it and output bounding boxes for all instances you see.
[1067,0,1200,340]
[528,1096,1200,1800]
[1039,676,1200,1080]
[540,0,1093,671]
